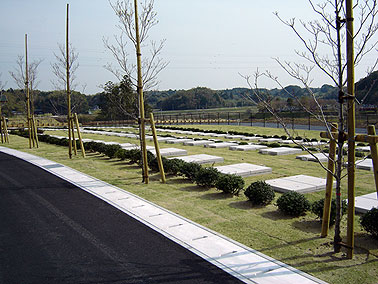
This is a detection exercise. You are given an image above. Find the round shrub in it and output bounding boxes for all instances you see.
[104,144,122,159]
[179,162,202,181]
[311,198,347,225]
[215,174,245,195]
[238,141,248,145]
[244,181,275,206]
[360,208,378,238]
[276,191,311,216]
[268,142,281,148]
[194,167,220,187]
[163,158,184,175]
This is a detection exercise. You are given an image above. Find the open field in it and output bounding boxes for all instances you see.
[4,124,378,284]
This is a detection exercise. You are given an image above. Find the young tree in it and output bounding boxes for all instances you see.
[104,0,168,91]
[242,0,378,255]
[9,55,42,112]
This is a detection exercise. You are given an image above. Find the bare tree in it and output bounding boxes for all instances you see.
[0,73,6,90]
[104,0,169,91]
[51,43,79,91]
[242,0,378,254]
[9,55,42,112]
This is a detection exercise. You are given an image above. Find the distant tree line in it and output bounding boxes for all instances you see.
[1,70,377,117]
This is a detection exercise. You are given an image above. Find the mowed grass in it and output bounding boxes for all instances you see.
[4,124,378,284]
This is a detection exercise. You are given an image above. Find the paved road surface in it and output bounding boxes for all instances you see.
[0,152,243,284]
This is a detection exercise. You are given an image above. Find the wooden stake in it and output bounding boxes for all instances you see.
[66,3,72,159]
[346,0,356,259]
[321,123,337,237]
[74,113,86,158]
[150,113,166,183]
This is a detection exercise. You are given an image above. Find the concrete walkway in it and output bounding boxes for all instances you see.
[0,146,326,284]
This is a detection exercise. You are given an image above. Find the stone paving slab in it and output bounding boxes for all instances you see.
[229,144,268,151]
[296,152,329,162]
[265,175,331,193]
[149,148,187,157]
[356,159,373,170]
[259,147,303,156]
[215,163,272,177]
[166,138,193,144]
[280,140,303,145]
[172,154,224,164]
[0,146,326,284]
[183,140,214,146]
[206,142,239,148]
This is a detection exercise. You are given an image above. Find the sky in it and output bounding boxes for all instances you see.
[0,0,377,95]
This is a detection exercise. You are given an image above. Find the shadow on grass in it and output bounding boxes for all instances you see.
[261,210,294,221]
[292,219,323,234]
[179,184,209,192]
[228,200,258,210]
[200,192,233,200]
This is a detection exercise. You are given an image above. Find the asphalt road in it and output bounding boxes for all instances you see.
[0,152,243,284]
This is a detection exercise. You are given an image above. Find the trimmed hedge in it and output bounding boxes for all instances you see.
[360,208,378,239]
[276,191,311,216]
[244,181,275,206]
[311,198,347,225]
[215,174,245,195]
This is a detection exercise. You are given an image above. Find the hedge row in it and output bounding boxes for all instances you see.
[10,129,376,238]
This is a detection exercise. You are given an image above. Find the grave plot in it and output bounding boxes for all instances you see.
[229,144,268,151]
[356,159,373,170]
[166,138,194,144]
[258,138,282,143]
[356,146,370,152]
[301,141,327,147]
[280,140,303,145]
[149,147,187,157]
[171,154,224,164]
[205,142,238,148]
[296,152,329,162]
[265,175,332,193]
[241,136,262,141]
[210,133,227,137]
[259,147,303,155]
[225,134,245,139]
[120,143,137,149]
[354,192,378,213]
[215,163,272,177]
[145,136,176,142]
[183,140,214,146]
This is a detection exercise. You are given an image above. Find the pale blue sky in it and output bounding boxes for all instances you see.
[0,0,376,94]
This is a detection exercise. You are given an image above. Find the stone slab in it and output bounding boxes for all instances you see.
[149,148,187,157]
[166,138,193,144]
[280,140,303,144]
[259,147,303,156]
[258,138,282,143]
[356,146,370,152]
[183,140,214,146]
[172,154,224,164]
[215,163,272,177]
[355,194,378,213]
[225,135,245,139]
[241,136,262,141]
[265,175,331,193]
[229,144,268,151]
[356,159,373,171]
[296,152,329,162]
[205,142,238,148]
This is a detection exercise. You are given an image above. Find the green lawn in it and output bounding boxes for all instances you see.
[4,124,378,284]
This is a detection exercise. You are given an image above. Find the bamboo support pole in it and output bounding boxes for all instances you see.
[31,115,38,148]
[71,117,77,155]
[367,125,378,198]
[25,34,32,149]
[321,123,338,237]
[66,4,72,159]
[150,113,166,183]
[134,0,149,184]
[346,0,356,259]
[3,117,9,143]
[74,113,86,158]
[0,106,3,143]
